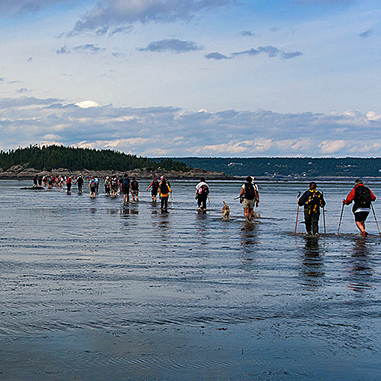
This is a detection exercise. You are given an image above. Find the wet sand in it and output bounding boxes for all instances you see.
[0,180,380,380]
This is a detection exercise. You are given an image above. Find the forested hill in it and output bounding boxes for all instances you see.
[0,145,189,172]
[170,157,381,178]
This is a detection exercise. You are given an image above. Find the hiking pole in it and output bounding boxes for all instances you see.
[371,204,381,236]
[294,191,301,235]
[322,206,326,234]
[337,203,345,236]
[322,191,326,234]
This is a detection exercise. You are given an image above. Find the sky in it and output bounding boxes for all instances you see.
[0,0,381,157]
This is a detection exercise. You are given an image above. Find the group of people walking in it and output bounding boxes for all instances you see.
[297,179,377,237]
[32,174,377,236]
[87,173,173,211]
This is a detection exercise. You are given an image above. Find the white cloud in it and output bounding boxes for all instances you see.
[1,96,381,157]
[366,111,381,121]
[72,0,234,34]
[319,140,347,154]
[75,100,102,108]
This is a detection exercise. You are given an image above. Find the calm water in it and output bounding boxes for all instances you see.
[1,179,381,380]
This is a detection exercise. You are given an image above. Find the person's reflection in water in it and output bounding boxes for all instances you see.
[195,212,209,245]
[158,211,171,232]
[347,238,374,293]
[240,221,257,263]
[120,206,130,218]
[300,236,325,290]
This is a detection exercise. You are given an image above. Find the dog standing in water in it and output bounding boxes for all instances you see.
[222,201,230,220]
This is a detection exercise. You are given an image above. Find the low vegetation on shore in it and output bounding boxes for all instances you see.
[0,145,229,180]
[0,145,189,173]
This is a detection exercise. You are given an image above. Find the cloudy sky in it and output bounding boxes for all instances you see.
[0,0,380,157]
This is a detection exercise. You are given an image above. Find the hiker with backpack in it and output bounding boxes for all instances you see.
[130,177,139,201]
[343,179,376,237]
[298,182,326,236]
[147,177,159,202]
[159,176,172,212]
[121,173,130,203]
[239,176,259,222]
[195,177,210,212]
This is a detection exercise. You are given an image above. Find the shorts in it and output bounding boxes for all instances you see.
[243,199,254,209]
[90,186,96,192]
[354,211,369,222]
[152,188,158,196]
[131,190,139,196]
[121,187,129,195]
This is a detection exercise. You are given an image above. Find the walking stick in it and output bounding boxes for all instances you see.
[323,206,326,234]
[294,192,301,235]
[371,204,381,236]
[322,192,326,234]
[337,203,344,236]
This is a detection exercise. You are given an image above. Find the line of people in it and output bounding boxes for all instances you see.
[297,179,377,237]
[33,174,378,236]
[86,173,173,211]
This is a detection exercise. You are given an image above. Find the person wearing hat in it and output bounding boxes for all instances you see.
[159,176,172,212]
[343,179,376,237]
[146,176,159,202]
[298,182,326,236]
[239,176,259,222]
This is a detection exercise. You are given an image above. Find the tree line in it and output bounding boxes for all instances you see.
[0,145,190,172]
[172,157,381,177]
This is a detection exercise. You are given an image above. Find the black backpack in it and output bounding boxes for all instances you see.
[160,181,169,194]
[122,177,130,188]
[152,180,159,190]
[355,186,371,208]
[244,183,255,200]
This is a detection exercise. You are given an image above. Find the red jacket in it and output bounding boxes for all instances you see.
[343,184,376,205]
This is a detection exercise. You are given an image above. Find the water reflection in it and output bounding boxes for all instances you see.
[347,239,374,292]
[158,212,171,231]
[300,236,325,290]
[120,205,139,219]
[240,221,257,262]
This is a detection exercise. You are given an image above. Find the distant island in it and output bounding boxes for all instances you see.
[2,146,381,180]
[0,145,228,180]
[167,157,381,178]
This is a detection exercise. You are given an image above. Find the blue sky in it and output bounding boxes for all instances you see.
[0,0,381,157]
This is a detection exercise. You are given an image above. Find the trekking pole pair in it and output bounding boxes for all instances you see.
[294,191,326,235]
[338,203,381,236]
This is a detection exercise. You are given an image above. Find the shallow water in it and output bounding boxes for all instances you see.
[1,179,381,380]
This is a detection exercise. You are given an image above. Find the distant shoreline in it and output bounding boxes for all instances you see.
[0,165,234,181]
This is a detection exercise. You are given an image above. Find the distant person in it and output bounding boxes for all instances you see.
[343,179,376,237]
[38,175,43,187]
[87,176,97,198]
[121,173,130,203]
[159,176,172,212]
[33,174,38,187]
[76,175,84,194]
[130,177,139,201]
[239,176,259,222]
[195,177,210,212]
[66,176,72,192]
[147,177,159,202]
[111,176,119,198]
[298,182,326,236]
[104,176,111,196]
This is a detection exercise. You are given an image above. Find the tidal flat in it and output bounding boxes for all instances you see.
[1,179,380,380]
